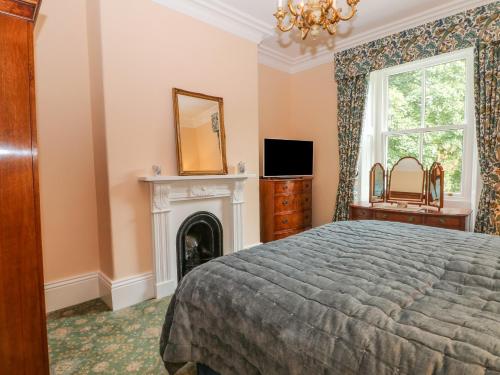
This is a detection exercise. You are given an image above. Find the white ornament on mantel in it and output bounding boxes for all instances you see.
[139,174,255,299]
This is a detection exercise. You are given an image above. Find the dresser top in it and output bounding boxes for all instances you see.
[351,202,472,217]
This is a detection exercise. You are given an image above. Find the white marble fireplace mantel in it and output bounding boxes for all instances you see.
[139,174,255,182]
[139,174,255,299]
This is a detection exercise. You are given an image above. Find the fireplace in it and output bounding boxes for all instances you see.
[176,211,223,280]
[140,174,251,299]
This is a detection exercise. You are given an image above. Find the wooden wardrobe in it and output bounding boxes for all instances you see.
[0,1,50,374]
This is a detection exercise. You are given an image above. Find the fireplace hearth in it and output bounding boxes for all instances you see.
[176,211,223,280]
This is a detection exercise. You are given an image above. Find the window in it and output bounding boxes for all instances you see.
[358,48,477,206]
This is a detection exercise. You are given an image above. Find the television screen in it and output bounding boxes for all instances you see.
[263,139,313,177]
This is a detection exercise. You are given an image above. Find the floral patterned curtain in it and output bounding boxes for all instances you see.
[474,40,500,235]
[334,3,499,81]
[333,75,368,221]
[332,2,500,230]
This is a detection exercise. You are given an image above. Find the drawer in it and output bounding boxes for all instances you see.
[350,207,374,220]
[374,211,423,225]
[274,194,302,213]
[301,193,312,210]
[274,180,303,194]
[274,227,311,241]
[424,215,464,230]
[303,210,312,226]
[274,211,311,231]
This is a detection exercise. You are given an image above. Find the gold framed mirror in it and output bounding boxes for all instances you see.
[369,163,385,205]
[387,157,426,205]
[427,162,444,211]
[173,88,228,176]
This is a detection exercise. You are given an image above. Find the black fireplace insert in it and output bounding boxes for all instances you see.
[176,211,223,281]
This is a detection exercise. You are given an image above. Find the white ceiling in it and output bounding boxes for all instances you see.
[222,0,462,57]
[221,0,494,57]
[154,0,496,73]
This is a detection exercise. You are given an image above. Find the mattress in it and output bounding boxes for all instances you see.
[160,220,500,375]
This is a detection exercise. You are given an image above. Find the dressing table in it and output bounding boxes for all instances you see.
[351,157,472,231]
[349,203,472,231]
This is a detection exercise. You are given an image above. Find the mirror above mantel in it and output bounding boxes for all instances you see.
[173,88,228,176]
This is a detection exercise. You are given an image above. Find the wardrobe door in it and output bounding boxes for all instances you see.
[0,12,50,375]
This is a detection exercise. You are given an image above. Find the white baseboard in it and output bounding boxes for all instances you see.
[98,272,155,311]
[44,244,261,313]
[44,273,100,313]
[45,271,156,313]
[156,279,178,300]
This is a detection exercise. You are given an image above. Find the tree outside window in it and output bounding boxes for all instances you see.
[385,59,466,194]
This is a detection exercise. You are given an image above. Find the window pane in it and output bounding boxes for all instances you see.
[387,134,420,169]
[423,130,463,193]
[388,70,422,131]
[425,60,466,127]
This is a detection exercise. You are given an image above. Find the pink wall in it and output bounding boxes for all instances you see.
[258,65,292,176]
[35,0,261,283]
[258,63,339,227]
[87,0,114,278]
[96,0,261,279]
[290,64,339,227]
[35,0,100,282]
[34,0,335,285]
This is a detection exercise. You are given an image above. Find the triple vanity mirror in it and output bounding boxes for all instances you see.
[173,88,228,176]
[369,157,444,210]
[388,157,426,204]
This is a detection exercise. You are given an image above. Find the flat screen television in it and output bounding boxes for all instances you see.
[263,139,314,177]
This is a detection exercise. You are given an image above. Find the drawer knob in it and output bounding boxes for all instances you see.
[282,219,289,224]
[382,214,388,219]
[305,198,309,202]
[439,218,446,224]
[283,185,289,190]
[282,200,289,206]
[408,216,415,222]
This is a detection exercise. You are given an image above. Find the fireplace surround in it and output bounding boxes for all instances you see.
[140,174,253,298]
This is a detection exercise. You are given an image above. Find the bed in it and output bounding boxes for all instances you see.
[160,220,500,375]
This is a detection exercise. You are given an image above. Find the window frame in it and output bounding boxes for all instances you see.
[367,48,476,205]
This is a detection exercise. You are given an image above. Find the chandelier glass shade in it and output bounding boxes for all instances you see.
[274,0,360,40]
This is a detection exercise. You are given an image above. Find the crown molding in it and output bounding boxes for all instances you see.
[153,0,273,44]
[290,48,335,74]
[258,0,496,74]
[259,44,334,74]
[258,45,295,73]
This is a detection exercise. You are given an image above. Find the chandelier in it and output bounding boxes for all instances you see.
[274,0,360,40]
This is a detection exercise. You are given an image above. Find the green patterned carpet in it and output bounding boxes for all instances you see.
[47,297,196,375]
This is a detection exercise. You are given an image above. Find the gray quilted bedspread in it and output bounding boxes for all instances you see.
[160,220,500,375]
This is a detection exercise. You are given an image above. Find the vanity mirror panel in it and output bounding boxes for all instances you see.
[427,162,444,211]
[387,157,426,205]
[369,163,385,204]
[173,88,228,176]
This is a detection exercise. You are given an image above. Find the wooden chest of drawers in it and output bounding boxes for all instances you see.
[350,203,472,231]
[260,177,313,242]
